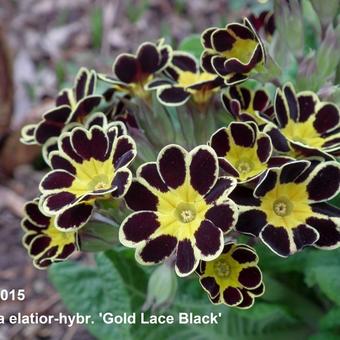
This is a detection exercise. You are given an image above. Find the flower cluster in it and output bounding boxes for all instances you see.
[20,12,340,312]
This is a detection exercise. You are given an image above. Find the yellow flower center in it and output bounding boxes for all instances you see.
[88,174,110,191]
[213,258,231,279]
[222,38,258,64]
[68,158,115,197]
[281,118,324,148]
[260,182,313,229]
[235,159,254,175]
[45,218,77,248]
[272,197,293,217]
[153,184,210,241]
[175,202,197,223]
[178,71,216,88]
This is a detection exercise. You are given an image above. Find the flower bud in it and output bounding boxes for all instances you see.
[310,0,339,27]
[79,221,118,252]
[316,24,340,81]
[142,262,177,312]
[274,0,304,58]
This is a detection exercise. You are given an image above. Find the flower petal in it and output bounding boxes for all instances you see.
[137,162,168,192]
[231,246,258,264]
[279,160,310,184]
[200,277,220,298]
[189,146,218,195]
[55,203,93,231]
[71,96,101,121]
[297,93,317,122]
[307,216,340,249]
[306,162,340,202]
[205,202,237,233]
[157,145,187,189]
[222,287,243,306]
[137,235,177,264]
[274,89,289,128]
[71,127,109,161]
[40,170,75,191]
[175,239,198,276]
[137,42,160,74]
[30,235,51,256]
[210,128,230,157]
[201,27,216,49]
[236,290,254,309]
[263,125,291,153]
[42,192,78,213]
[238,266,262,289]
[111,169,132,198]
[157,86,191,106]
[256,134,272,163]
[112,135,136,169]
[120,211,160,246]
[113,54,138,83]
[293,224,319,250]
[171,52,197,73]
[230,122,255,147]
[283,83,299,121]
[50,153,76,174]
[194,220,224,259]
[211,29,235,52]
[254,169,278,198]
[313,103,340,134]
[260,225,291,257]
[236,209,266,236]
[124,181,159,211]
[204,177,237,204]
[25,201,50,227]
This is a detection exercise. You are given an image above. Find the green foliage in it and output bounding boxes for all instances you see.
[178,35,203,60]
[125,0,149,23]
[49,253,131,340]
[48,247,340,339]
[90,7,103,50]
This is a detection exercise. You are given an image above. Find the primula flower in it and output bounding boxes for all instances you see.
[21,199,79,269]
[119,144,238,277]
[20,68,102,145]
[99,40,172,100]
[148,52,223,107]
[196,243,264,308]
[41,112,127,167]
[264,83,340,160]
[39,124,136,230]
[209,122,291,182]
[201,18,266,85]
[232,161,340,257]
[221,85,274,125]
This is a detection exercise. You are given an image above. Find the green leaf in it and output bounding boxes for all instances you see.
[320,307,340,331]
[305,265,340,305]
[49,254,132,340]
[90,7,103,50]
[104,249,148,311]
[178,35,203,60]
[309,332,340,340]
